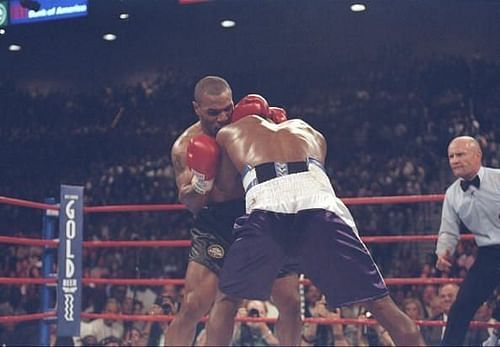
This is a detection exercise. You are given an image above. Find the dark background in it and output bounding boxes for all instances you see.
[2,0,499,92]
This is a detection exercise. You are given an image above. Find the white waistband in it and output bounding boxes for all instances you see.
[244,169,358,233]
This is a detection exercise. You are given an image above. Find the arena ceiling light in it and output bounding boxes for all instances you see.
[220,19,236,28]
[0,28,6,35]
[8,44,22,51]
[119,13,129,20]
[350,3,367,12]
[102,33,117,41]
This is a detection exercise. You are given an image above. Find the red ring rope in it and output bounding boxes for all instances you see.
[2,312,498,330]
[0,196,58,210]
[0,312,55,323]
[0,234,475,248]
[1,193,445,213]
[0,276,463,286]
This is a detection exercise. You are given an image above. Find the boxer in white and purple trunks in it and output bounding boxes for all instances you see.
[205,94,425,347]
[222,157,388,306]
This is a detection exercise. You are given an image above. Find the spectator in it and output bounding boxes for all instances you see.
[402,297,425,322]
[301,292,349,347]
[121,297,145,331]
[80,335,98,347]
[482,300,500,347]
[125,284,157,317]
[230,300,279,347]
[420,284,438,319]
[429,295,444,318]
[82,298,124,343]
[356,310,395,347]
[421,283,459,346]
[123,327,145,347]
[143,294,178,346]
[160,284,181,313]
[100,335,122,347]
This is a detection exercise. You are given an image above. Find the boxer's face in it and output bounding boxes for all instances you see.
[448,139,481,180]
[193,90,233,136]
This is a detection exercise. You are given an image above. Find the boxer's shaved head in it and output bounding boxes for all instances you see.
[194,76,232,103]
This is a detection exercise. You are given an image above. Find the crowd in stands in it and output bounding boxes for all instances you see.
[1,48,500,345]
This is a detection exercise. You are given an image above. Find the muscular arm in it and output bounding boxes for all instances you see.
[171,138,209,214]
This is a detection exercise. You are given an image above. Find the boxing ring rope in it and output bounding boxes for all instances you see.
[1,193,444,212]
[1,311,499,330]
[0,234,475,248]
[0,276,466,287]
[1,192,494,339]
[68,314,500,329]
[0,312,56,324]
[2,313,498,331]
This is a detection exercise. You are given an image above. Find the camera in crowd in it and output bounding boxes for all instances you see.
[240,307,265,346]
[361,311,374,336]
[248,308,260,318]
[154,295,176,315]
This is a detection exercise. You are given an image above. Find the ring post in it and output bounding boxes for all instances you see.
[56,185,83,338]
[40,197,58,346]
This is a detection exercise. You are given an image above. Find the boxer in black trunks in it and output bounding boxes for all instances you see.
[167,77,301,346]
[205,94,425,346]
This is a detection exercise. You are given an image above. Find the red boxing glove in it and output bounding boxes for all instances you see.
[231,94,269,123]
[186,134,220,195]
[269,107,288,124]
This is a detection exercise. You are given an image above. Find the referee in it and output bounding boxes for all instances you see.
[435,135,500,346]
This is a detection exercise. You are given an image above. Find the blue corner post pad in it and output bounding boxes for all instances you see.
[56,185,84,337]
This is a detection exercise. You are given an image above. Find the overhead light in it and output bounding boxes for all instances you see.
[102,33,117,41]
[350,3,367,12]
[220,19,236,28]
[9,44,22,51]
[119,13,129,20]
[0,29,6,35]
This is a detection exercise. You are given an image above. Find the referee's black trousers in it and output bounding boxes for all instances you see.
[441,245,500,346]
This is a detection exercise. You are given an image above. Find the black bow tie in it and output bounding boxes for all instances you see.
[460,176,480,192]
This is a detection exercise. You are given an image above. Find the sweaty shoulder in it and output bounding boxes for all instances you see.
[286,118,310,127]
[284,118,325,140]
[172,122,202,156]
[282,119,314,131]
[215,118,255,144]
